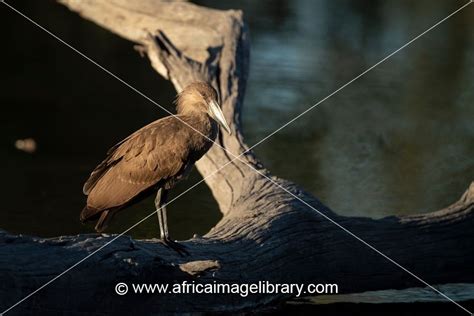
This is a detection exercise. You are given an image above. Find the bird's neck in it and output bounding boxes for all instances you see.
[180,111,216,136]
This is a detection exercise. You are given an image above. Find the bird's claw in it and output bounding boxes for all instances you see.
[161,237,189,256]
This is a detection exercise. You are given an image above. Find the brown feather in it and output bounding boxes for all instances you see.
[80,205,99,222]
[94,210,112,232]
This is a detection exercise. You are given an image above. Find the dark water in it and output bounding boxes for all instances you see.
[1,0,473,311]
[200,0,474,219]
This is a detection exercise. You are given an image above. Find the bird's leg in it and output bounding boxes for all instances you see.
[155,188,167,240]
[155,188,189,256]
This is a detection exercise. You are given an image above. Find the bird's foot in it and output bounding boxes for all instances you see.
[161,237,189,256]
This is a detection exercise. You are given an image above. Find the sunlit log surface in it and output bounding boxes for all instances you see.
[1,0,473,314]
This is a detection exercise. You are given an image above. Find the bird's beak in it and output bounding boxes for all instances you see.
[208,100,232,135]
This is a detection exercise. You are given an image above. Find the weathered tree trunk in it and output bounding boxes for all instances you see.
[1,0,473,314]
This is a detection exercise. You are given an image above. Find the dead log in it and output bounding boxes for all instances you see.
[1,0,473,314]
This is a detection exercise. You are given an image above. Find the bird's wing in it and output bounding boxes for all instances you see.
[82,121,154,195]
[83,116,193,211]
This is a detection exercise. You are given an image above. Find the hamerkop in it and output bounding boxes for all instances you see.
[80,82,231,254]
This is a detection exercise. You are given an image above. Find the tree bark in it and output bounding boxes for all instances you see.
[1,0,473,314]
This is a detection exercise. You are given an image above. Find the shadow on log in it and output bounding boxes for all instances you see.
[1,0,473,314]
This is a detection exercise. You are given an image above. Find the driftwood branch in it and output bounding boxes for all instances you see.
[1,0,473,313]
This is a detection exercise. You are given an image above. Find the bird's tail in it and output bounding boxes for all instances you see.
[80,205,99,223]
[80,206,112,233]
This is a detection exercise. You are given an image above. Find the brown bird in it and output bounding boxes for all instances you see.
[80,82,231,254]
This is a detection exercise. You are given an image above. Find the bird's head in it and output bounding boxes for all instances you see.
[175,82,232,134]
